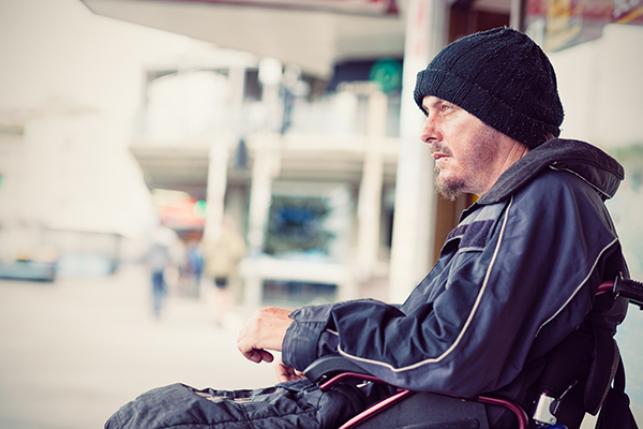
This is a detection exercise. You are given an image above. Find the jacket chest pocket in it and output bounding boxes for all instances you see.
[441,219,495,255]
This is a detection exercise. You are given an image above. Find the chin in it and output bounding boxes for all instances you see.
[435,174,466,201]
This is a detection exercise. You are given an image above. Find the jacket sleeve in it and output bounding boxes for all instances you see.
[282,172,621,396]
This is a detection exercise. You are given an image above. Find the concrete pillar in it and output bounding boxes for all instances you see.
[259,58,283,132]
[226,66,246,132]
[356,89,387,281]
[203,65,246,242]
[389,0,447,303]
[247,136,280,255]
[203,136,230,242]
[245,136,281,307]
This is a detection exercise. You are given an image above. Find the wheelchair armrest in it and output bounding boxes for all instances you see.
[304,355,368,383]
[305,356,528,429]
[613,274,643,309]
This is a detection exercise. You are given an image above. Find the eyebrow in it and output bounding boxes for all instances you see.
[422,99,443,112]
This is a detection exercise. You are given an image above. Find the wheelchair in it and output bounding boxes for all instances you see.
[304,275,643,429]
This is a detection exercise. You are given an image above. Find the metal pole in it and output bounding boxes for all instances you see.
[510,0,525,30]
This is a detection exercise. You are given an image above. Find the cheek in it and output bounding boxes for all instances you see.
[444,122,492,166]
[441,122,469,158]
[444,139,468,166]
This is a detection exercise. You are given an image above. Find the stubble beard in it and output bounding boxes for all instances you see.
[432,126,501,201]
[432,144,466,201]
[434,166,466,201]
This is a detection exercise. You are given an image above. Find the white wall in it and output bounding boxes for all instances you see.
[0,0,247,237]
[550,24,643,148]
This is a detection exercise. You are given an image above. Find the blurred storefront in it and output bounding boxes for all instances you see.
[128,59,401,305]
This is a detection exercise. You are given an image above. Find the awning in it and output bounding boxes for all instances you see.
[81,0,406,77]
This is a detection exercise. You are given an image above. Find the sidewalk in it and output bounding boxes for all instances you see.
[0,264,276,429]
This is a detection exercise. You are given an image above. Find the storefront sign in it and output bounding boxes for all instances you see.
[526,0,642,50]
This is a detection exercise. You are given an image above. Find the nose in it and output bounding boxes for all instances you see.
[420,115,440,146]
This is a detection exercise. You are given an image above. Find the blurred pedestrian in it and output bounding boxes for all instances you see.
[186,240,204,298]
[145,227,173,319]
[203,217,246,326]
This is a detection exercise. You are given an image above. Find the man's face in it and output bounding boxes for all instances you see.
[420,95,502,200]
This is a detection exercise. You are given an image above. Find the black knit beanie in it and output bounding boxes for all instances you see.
[414,27,564,149]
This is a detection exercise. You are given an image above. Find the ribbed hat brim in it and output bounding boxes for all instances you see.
[414,68,561,148]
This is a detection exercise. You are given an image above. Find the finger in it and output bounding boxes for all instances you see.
[238,332,263,363]
[243,350,262,363]
[237,338,254,360]
[275,362,304,382]
[243,348,273,363]
[259,349,274,363]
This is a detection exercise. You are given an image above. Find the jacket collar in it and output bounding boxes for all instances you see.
[476,138,624,205]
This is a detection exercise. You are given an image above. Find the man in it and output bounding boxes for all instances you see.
[106,27,629,429]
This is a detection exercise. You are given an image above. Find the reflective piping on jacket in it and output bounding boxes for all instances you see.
[457,246,485,253]
[535,237,619,336]
[326,329,338,336]
[337,197,514,373]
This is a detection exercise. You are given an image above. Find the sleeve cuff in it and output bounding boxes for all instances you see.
[281,304,333,370]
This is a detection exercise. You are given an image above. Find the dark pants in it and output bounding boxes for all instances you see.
[105,379,384,429]
[151,270,166,318]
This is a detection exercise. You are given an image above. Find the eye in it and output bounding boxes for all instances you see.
[440,103,453,112]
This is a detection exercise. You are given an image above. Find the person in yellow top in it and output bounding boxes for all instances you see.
[202,216,246,326]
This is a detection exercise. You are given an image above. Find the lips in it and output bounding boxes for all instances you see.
[432,152,449,160]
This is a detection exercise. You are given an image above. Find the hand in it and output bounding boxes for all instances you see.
[237,307,292,364]
[274,360,305,383]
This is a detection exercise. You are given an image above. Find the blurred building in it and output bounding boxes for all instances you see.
[79,0,642,304]
[0,3,227,281]
[81,0,514,306]
[128,54,402,305]
[0,102,134,280]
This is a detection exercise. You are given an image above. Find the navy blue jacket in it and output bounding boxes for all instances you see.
[282,139,628,399]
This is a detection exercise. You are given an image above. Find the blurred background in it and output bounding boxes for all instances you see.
[0,0,641,427]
